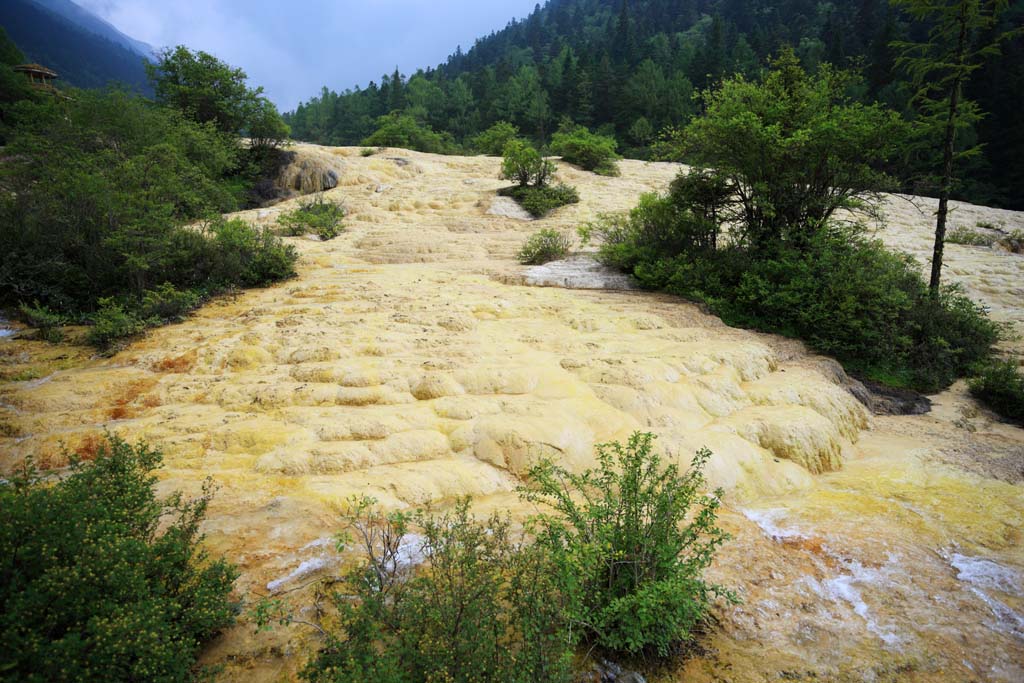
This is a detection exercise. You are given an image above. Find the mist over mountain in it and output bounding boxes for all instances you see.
[0,0,152,93]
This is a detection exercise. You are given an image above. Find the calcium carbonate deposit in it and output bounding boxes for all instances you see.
[1,144,1021,682]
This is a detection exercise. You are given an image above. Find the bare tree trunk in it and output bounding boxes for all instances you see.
[930,3,969,294]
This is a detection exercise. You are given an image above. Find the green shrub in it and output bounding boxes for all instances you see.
[207,218,298,287]
[359,148,375,157]
[521,432,736,657]
[500,139,555,187]
[0,434,238,682]
[0,88,298,346]
[613,210,1000,392]
[17,301,65,342]
[361,111,453,154]
[517,228,572,264]
[86,298,152,348]
[472,121,520,155]
[945,226,996,246]
[499,184,580,218]
[140,283,202,322]
[970,360,1024,424]
[550,123,620,176]
[300,497,572,683]
[277,194,346,240]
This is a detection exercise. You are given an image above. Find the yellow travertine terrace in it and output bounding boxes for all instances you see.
[1,145,1022,681]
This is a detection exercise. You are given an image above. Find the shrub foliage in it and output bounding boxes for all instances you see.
[500,138,555,187]
[0,90,298,347]
[970,360,1024,425]
[301,497,573,683]
[277,194,346,240]
[0,435,238,682]
[521,432,736,657]
[361,111,453,153]
[550,123,620,176]
[499,184,580,218]
[295,434,732,678]
[592,52,1001,395]
[517,228,572,264]
[471,121,520,155]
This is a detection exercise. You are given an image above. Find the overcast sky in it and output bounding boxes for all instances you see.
[76,0,541,111]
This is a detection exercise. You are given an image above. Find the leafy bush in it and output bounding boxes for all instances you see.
[140,283,202,322]
[472,121,520,155]
[550,123,620,176]
[300,497,572,683]
[613,210,999,391]
[521,432,735,657]
[595,54,997,394]
[499,184,580,218]
[361,111,453,153]
[659,49,908,249]
[86,298,152,348]
[206,218,298,288]
[0,434,238,682]
[500,138,555,187]
[246,97,291,154]
[945,226,996,246]
[518,228,572,264]
[359,147,375,157]
[970,360,1024,424]
[277,194,346,240]
[17,301,65,342]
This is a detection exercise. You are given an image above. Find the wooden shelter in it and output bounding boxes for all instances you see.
[14,63,59,91]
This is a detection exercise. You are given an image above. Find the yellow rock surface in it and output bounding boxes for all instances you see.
[1,145,1022,681]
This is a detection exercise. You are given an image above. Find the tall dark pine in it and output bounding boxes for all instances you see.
[893,0,1020,292]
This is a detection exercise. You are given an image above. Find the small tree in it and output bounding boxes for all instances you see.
[520,432,736,657]
[247,96,290,153]
[147,46,260,135]
[678,49,909,250]
[892,0,1021,292]
[500,138,555,187]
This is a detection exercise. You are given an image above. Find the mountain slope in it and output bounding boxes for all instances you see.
[286,0,1024,209]
[0,0,151,93]
[32,0,154,59]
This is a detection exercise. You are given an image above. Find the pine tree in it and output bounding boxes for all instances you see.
[893,0,1021,291]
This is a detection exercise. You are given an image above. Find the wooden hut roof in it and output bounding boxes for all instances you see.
[14,64,59,79]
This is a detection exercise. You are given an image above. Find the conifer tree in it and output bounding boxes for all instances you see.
[893,0,1021,291]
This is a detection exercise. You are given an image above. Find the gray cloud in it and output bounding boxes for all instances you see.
[75,0,540,110]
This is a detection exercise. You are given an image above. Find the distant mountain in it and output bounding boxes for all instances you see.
[32,0,155,59]
[0,0,152,93]
[287,0,1024,209]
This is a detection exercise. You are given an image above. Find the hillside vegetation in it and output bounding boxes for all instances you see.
[285,0,1024,209]
[0,40,293,348]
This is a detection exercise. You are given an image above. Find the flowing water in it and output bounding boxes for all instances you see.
[0,145,1021,681]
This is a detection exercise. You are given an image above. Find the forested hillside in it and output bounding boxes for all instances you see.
[0,0,151,93]
[286,0,1024,208]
